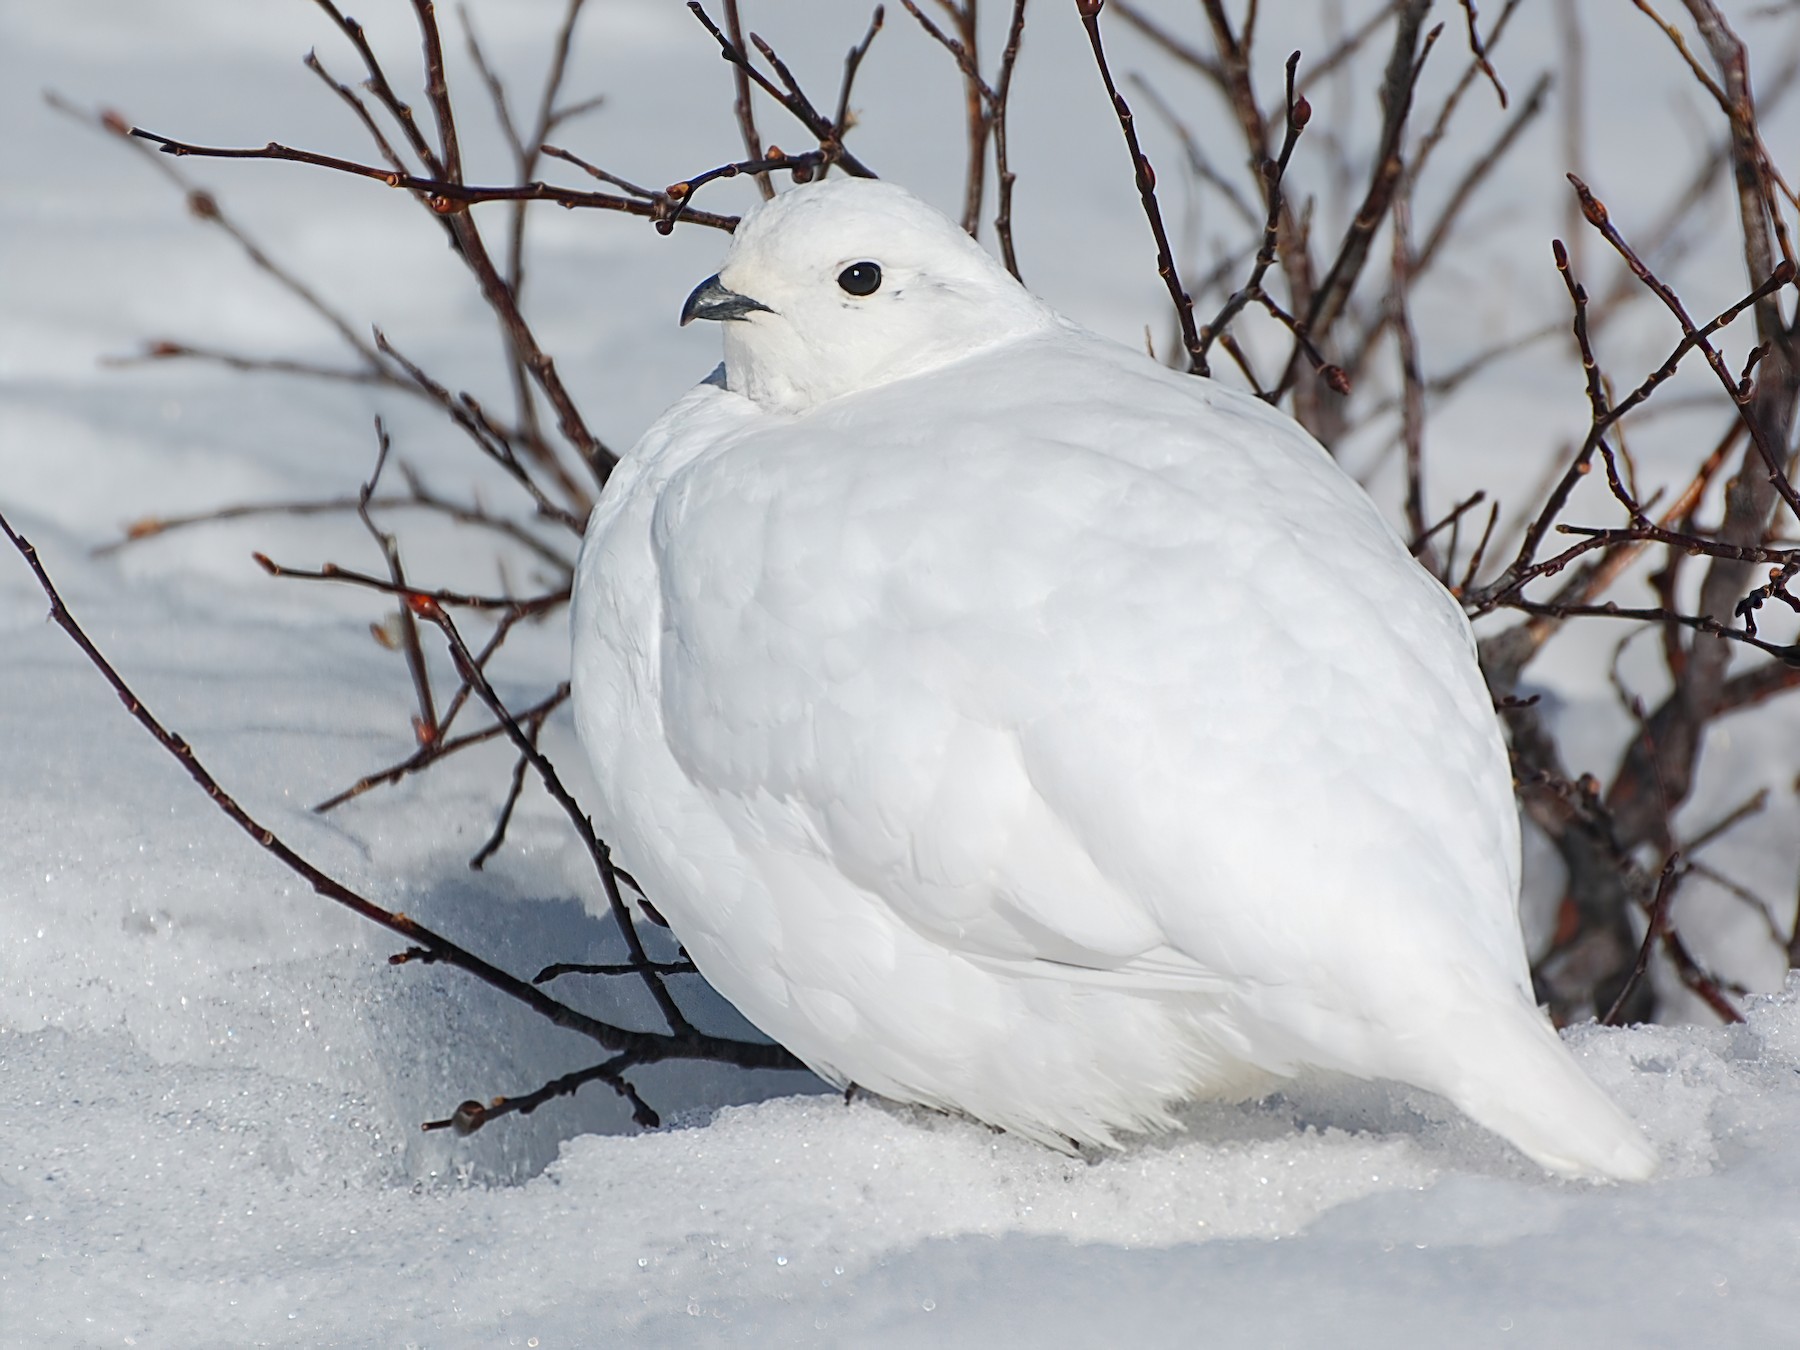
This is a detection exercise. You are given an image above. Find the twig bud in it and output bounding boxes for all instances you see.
[1077,0,1105,16]
[1551,239,1568,269]
[187,191,219,221]
[1567,174,1608,227]
[450,1100,488,1135]
[1292,95,1311,129]
[407,594,443,620]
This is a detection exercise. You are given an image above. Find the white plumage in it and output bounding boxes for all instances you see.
[570,178,1655,1180]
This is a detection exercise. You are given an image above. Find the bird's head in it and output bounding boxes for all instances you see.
[680,177,1055,413]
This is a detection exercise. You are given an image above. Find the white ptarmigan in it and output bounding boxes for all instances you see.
[570,177,1656,1180]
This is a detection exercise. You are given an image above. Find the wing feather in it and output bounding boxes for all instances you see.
[648,330,1524,999]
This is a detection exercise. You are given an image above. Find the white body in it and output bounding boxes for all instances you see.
[570,180,1655,1179]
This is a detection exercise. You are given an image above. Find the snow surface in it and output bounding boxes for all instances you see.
[4,1,1799,1345]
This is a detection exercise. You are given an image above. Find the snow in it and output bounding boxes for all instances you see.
[3,1,1799,1345]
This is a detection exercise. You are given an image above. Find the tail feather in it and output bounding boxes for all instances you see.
[1434,1000,1656,1181]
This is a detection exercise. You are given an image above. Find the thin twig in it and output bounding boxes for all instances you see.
[1078,0,1202,371]
[0,510,800,1080]
[1602,852,1683,1025]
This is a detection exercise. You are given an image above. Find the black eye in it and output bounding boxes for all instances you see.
[837,261,882,297]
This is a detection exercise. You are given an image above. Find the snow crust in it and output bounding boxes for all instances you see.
[5,2,1800,1345]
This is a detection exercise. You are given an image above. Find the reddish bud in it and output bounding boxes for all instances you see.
[1292,95,1311,129]
[187,191,219,221]
[1321,364,1350,396]
[450,1100,488,1136]
[1138,155,1156,190]
[1552,239,1568,269]
[101,109,132,136]
[1077,0,1104,16]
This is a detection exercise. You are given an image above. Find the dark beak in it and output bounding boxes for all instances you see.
[680,273,774,327]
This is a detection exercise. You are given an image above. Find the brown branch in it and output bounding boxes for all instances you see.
[900,2,986,233]
[48,95,400,380]
[1568,174,1800,523]
[1601,852,1683,1025]
[424,1053,660,1134]
[989,0,1030,279]
[356,421,438,743]
[374,331,589,535]
[687,2,878,179]
[1475,247,1794,614]
[1506,599,1798,663]
[255,548,569,613]
[124,127,735,226]
[1275,2,1439,399]
[1686,860,1790,950]
[1409,0,1525,188]
[0,509,801,1078]
[468,705,548,870]
[1391,191,1430,550]
[1456,0,1509,109]
[722,0,775,199]
[1683,788,1769,855]
[405,596,698,1039]
[537,959,698,984]
[101,341,401,390]
[1127,75,1260,229]
[463,0,599,455]
[1194,53,1309,378]
[1664,927,1747,1022]
[1079,0,1202,371]
[539,146,742,233]
[94,484,573,574]
[311,0,443,174]
[315,682,569,814]
[834,6,887,142]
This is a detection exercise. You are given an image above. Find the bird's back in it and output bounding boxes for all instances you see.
[574,324,1652,1178]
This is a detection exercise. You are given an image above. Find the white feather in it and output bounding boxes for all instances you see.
[571,179,1656,1178]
